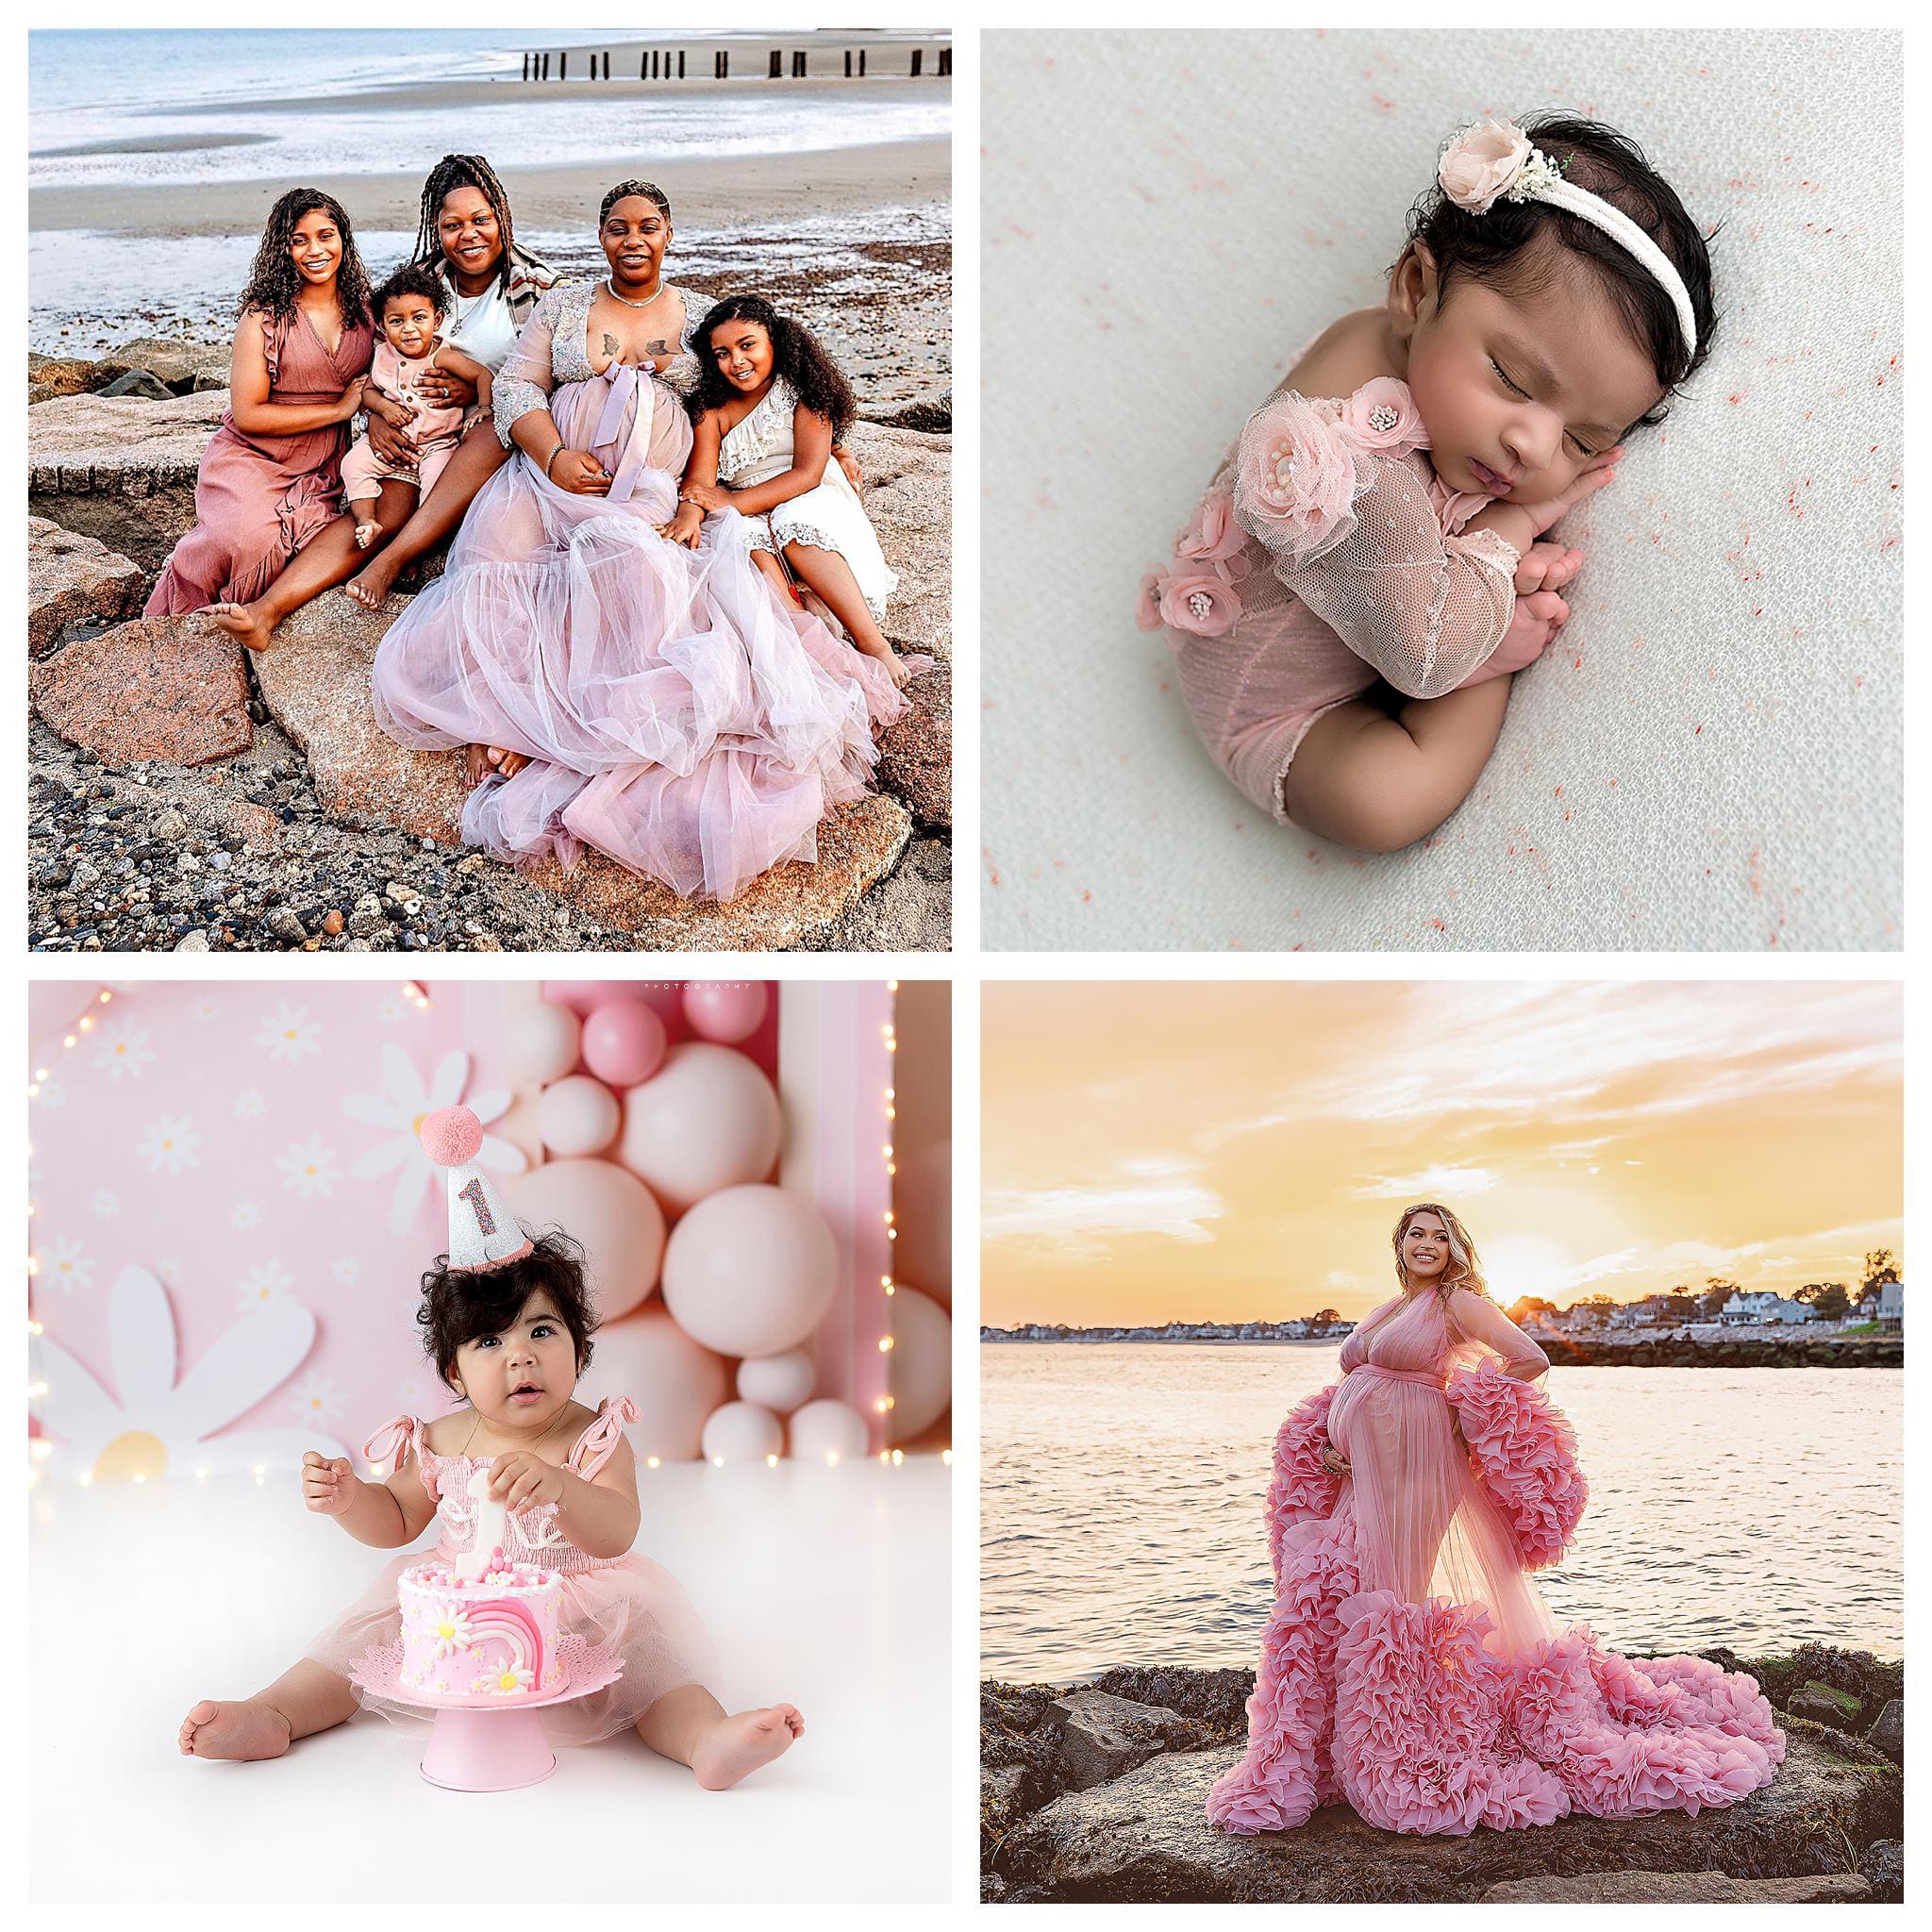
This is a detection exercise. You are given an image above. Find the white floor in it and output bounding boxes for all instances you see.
[29,1459,950,1904]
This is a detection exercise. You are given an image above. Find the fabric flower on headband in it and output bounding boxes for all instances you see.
[1438,115,1567,216]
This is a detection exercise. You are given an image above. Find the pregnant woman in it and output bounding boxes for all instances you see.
[371,180,922,903]
[146,191,375,620]
[1208,1203,1785,1838]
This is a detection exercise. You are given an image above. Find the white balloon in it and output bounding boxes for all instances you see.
[503,1000,581,1085]
[700,1400,784,1465]
[888,1286,952,1442]
[575,1307,727,1462]
[788,1399,870,1465]
[736,1349,817,1416]
[538,1074,621,1158]
[616,1042,783,1215]
[661,1184,837,1357]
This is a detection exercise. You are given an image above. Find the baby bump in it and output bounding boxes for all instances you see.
[553,371,694,477]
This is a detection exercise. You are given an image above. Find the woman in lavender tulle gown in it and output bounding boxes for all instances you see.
[1208,1203,1785,1839]
[370,179,922,903]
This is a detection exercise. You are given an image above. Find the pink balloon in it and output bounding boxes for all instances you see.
[616,1043,782,1216]
[887,1286,952,1442]
[544,981,687,1041]
[576,1307,727,1461]
[661,1184,837,1357]
[504,1158,664,1321]
[683,981,771,1044]
[581,999,669,1089]
[892,1140,952,1307]
[502,999,581,1085]
[538,1075,621,1158]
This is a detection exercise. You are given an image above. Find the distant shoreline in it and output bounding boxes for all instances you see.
[980,1332,1904,1368]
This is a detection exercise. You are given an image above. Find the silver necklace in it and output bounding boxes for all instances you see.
[603,276,667,309]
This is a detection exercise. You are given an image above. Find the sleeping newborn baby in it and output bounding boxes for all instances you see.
[1139,114,1715,853]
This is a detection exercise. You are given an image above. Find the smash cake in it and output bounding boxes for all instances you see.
[397,1552,568,1706]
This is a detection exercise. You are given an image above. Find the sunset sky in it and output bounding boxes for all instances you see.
[981,981,1903,1327]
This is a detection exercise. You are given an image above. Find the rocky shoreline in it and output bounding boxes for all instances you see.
[981,1649,1904,1904]
[27,351,951,953]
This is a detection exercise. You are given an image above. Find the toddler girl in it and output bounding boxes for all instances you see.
[341,264,492,551]
[1139,114,1715,853]
[666,294,911,690]
[178,1108,803,1789]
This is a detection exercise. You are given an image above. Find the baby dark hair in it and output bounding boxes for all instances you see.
[415,1230,599,1393]
[601,178,672,224]
[1400,113,1719,431]
[374,261,448,322]
[694,294,857,441]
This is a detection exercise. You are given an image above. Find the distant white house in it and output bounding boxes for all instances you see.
[1719,1291,1785,1325]
[1875,1279,1905,1329]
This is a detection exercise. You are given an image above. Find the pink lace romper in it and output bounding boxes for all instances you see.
[1138,369,1527,824]
[306,1393,720,1741]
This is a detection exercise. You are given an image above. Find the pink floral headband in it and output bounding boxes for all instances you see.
[1438,115,1697,361]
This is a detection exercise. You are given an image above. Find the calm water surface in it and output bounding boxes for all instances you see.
[980,1344,1901,1683]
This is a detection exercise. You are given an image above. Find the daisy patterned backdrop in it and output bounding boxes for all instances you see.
[25,978,952,1489]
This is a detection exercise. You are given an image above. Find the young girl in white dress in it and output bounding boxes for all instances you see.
[666,295,910,690]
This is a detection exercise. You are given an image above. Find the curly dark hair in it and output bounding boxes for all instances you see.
[1397,114,1720,435]
[372,261,448,325]
[412,154,518,292]
[236,189,372,331]
[600,178,672,225]
[693,295,856,441]
[415,1230,599,1394]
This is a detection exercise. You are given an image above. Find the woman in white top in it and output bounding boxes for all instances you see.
[205,155,557,652]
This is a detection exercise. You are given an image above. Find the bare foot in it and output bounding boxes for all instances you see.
[343,554,401,611]
[178,1696,291,1761]
[691,1704,804,1790]
[864,642,912,691]
[353,520,378,551]
[496,749,530,779]
[465,743,493,787]
[203,602,275,654]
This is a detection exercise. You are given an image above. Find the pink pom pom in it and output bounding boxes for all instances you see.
[419,1106,484,1168]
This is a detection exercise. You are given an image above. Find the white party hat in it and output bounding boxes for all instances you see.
[419,1106,533,1273]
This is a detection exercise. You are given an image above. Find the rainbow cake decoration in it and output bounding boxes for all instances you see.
[397,1554,567,1706]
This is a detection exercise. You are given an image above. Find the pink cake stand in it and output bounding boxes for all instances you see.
[350,1633,624,1792]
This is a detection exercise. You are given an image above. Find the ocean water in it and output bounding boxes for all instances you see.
[980,1344,1903,1683]
[28,29,950,191]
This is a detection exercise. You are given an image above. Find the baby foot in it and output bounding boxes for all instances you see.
[1490,591,1569,676]
[178,1696,291,1761]
[202,601,274,654]
[691,1703,805,1790]
[353,520,378,551]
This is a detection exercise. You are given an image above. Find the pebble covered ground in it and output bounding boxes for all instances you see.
[28,713,949,954]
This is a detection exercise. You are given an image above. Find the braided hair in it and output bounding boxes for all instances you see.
[413,154,518,291]
[693,295,856,441]
[600,178,672,225]
[236,189,372,330]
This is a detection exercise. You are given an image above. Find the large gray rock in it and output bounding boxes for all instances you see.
[1865,1696,1902,1764]
[26,389,227,568]
[30,616,251,767]
[848,421,951,663]
[877,656,950,827]
[28,517,145,658]
[106,337,234,392]
[1048,1689,1201,1794]
[993,1726,1902,1905]
[1482,1871,1872,1903]
[255,591,914,949]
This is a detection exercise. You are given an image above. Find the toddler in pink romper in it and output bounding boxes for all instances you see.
[341,264,489,546]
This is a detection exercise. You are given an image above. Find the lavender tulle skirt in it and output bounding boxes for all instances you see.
[370,364,922,902]
[305,1546,721,1745]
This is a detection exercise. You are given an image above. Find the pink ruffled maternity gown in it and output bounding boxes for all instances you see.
[370,280,922,903]
[147,307,375,615]
[1208,1289,1786,1838]
[307,1395,719,1743]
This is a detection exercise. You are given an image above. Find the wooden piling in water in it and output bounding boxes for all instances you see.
[769,49,781,79]
[541,51,550,80]
[939,48,952,77]
[910,50,923,77]
[859,49,867,77]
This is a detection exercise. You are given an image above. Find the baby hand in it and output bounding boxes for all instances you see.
[1513,541,1584,598]
[302,1450,357,1515]
[488,1451,566,1512]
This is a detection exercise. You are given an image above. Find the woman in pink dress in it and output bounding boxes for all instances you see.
[145,190,375,623]
[1208,1203,1785,1838]
[370,180,923,903]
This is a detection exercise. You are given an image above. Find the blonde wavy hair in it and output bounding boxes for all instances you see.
[1391,1202,1489,1304]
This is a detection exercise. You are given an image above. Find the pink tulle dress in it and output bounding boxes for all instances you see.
[146,307,375,616]
[1208,1289,1786,1838]
[1137,352,1533,824]
[370,280,924,903]
[306,1395,719,1743]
